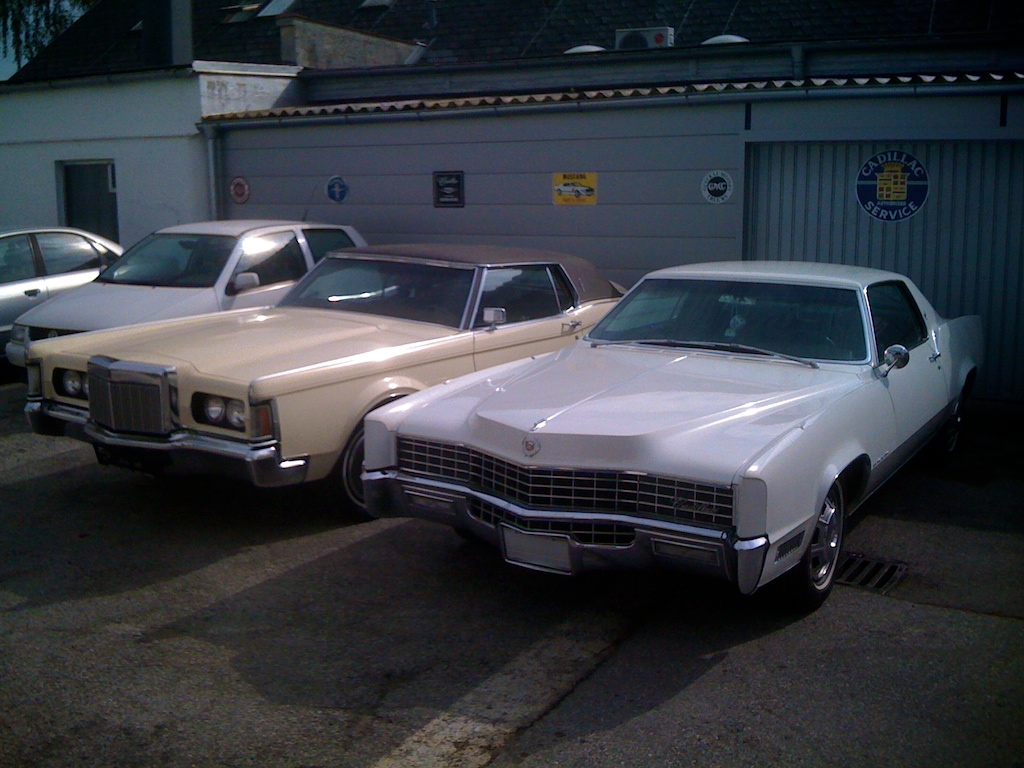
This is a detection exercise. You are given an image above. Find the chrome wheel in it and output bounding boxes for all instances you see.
[778,482,844,612]
[807,485,843,592]
[940,398,962,454]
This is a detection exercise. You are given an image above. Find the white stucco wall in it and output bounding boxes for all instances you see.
[0,73,207,247]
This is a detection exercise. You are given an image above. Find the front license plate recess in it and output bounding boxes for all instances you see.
[500,525,572,574]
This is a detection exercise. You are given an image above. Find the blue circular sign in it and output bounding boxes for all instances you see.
[856,150,929,221]
[325,175,349,204]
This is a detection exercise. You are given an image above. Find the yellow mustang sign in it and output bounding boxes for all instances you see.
[553,172,597,204]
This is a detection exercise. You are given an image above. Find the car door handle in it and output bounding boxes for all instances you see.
[24,288,41,297]
[929,352,942,362]
[562,319,582,333]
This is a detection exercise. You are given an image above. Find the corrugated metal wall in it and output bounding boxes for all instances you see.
[218,104,747,290]
[745,140,1024,401]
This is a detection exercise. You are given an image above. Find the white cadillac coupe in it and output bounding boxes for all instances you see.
[363,261,984,610]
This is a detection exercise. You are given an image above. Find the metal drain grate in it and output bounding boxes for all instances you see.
[835,553,907,594]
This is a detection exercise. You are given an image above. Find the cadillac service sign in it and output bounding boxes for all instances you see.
[856,150,929,221]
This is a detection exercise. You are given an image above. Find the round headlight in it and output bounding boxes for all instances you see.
[226,399,246,429]
[204,396,226,423]
[61,370,83,396]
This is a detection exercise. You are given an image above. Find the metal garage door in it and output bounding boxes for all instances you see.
[744,140,1024,401]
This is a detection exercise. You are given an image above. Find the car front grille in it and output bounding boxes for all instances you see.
[88,356,176,435]
[397,437,733,527]
[468,497,637,546]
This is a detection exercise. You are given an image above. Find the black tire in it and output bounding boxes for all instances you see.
[333,395,408,515]
[932,395,963,458]
[781,482,845,612]
[336,421,367,513]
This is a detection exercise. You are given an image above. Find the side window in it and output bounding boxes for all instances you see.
[303,228,357,262]
[551,266,577,312]
[235,232,306,286]
[0,235,38,284]
[474,265,562,326]
[36,233,106,274]
[867,281,928,358]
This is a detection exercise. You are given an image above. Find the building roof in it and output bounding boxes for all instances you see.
[201,71,1024,124]
[10,0,1024,84]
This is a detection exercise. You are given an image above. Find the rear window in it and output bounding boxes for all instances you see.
[304,228,357,262]
[37,232,108,274]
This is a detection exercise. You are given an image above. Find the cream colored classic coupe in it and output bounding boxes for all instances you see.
[24,244,622,509]
[363,261,983,610]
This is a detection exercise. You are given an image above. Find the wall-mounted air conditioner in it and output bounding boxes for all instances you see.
[614,27,674,50]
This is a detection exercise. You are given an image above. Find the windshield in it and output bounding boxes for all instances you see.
[98,234,236,288]
[589,277,868,362]
[279,257,475,328]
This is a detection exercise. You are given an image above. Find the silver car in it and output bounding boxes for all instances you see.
[1,227,121,359]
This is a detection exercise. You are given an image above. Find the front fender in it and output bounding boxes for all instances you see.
[740,381,892,589]
[942,315,983,400]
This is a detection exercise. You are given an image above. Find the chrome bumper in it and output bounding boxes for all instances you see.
[364,470,769,594]
[26,399,308,488]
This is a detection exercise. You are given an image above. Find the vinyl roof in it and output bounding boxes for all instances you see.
[339,243,622,302]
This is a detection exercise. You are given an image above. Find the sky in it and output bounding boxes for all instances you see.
[1,54,18,80]
[2,3,90,81]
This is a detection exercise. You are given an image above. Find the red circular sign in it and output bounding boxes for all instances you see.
[229,176,251,204]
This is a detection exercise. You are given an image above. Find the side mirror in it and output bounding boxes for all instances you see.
[482,307,506,330]
[228,272,260,296]
[879,344,910,377]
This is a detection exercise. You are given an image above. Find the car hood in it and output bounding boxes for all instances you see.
[18,282,221,331]
[404,343,868,484]
[45,307,458,387]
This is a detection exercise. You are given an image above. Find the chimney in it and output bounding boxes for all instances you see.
[142,0,193,67]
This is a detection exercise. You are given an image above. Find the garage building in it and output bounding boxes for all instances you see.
[3,0,1023,399]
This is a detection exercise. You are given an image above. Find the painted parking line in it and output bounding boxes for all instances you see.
[2,518,408,634]
[371,611,631,768]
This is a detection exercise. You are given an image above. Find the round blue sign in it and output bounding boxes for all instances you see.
[856,150,929,221]
[325,175,349,204]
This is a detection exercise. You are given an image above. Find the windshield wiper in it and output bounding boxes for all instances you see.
[589,338,818,368]
[589,338,681,348]
[686,341,819,369]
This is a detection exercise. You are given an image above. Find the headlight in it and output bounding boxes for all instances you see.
[10,324,28,344]
[62,370,84,396]
[226,399,246,429]
[204,396,226,423]
[52,368,89,400]
[192,393,247,432]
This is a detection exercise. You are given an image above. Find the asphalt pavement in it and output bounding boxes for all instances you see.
[0,364,1022,768]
